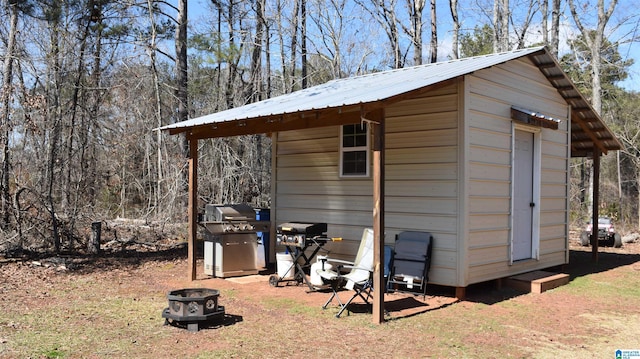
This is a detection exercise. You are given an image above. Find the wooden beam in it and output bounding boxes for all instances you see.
[591,148,600,263]
[571,111,608,155]
[185,106,364,140]
[555,86,576,92]
[536,62,557,69]
[370,108,385,325]
[188,139,198,281]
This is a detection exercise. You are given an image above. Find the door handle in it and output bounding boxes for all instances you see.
[530,202,535,207]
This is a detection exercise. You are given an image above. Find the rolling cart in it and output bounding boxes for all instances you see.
[269,222,332,290]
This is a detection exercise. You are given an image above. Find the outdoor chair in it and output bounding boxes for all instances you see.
[386,231,433,299]
[317,228,375,317]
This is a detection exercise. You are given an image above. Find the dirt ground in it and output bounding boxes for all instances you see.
[1,235,640,358]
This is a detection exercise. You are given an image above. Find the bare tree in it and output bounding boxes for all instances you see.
[550,0,561,56]
[510,0,538,49]
[289,0,300,91]
[492,0,509,51]
[541,0,561,56]
[175,0,188,166]
[429,0,436,63]
[406,0,426,65]
[568,0,618,115]
[249,0,266,100]
[308,0,373,79]
[356,0,404,68]
[301,0,308,88]
[1,0,19,230]
[449,0,459,59]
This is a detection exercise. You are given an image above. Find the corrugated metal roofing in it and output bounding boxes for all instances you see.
[161,47,546,130]
[160,46,621,157]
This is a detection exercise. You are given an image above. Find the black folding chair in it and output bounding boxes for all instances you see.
[386,231,433,299]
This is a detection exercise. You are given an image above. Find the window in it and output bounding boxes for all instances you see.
[340,123,369,177]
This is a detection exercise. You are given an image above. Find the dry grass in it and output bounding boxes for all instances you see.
[1,243,639,358]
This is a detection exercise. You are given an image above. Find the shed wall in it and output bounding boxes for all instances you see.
[275,81,460,286]
[464,58,570,285]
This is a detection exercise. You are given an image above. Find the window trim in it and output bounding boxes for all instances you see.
[339,123,370,178]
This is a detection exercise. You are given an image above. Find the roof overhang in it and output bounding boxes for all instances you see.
[160,47,621,158]
[524,49,622,157]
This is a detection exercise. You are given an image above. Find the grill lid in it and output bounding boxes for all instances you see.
[205,203,255,222]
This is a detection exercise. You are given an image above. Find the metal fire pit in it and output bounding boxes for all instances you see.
[162,288,225,332]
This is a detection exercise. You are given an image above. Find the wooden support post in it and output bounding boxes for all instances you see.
[455,287,466,301]
[591,148,600,263]
[188,138,198,281]
[371,110,385,325]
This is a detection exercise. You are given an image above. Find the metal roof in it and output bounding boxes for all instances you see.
[160,46,620,157]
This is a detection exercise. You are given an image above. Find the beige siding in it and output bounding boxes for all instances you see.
[467,251,566,283]
[274,58,572,288]
[275,81,461,286]
[465,57,569,285]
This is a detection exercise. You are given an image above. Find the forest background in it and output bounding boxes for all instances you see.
[1,0,639,255]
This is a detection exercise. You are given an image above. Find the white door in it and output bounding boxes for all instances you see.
[513,129,534,261]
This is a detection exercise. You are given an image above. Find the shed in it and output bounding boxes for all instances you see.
[160,46,621,323]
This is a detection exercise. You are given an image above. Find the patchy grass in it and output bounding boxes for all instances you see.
[1,247,639,358]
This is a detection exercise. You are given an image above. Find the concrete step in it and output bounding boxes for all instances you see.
[505,270,570,294]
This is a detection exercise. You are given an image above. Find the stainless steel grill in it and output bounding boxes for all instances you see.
[200,204,269,278]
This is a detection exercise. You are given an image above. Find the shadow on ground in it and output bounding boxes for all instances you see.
[462,248,640,305]
[566,248,640,280]
[164,314,243,332]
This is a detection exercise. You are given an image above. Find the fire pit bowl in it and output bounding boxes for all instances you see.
[162,288,225,332]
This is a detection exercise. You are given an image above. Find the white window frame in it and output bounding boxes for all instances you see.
[339,123,370,178]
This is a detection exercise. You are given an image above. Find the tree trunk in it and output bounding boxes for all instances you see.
[449,0,459,59]
[568,0,619,115]
[493,0,501,52]
[541,0,548,45]
[407,0,425,65]
[175,0,188,158]
[289,0,300,92]
[501,0,509,50]
[301,0,308,88]
[492,0,509,51]
[146,0,163,213]
[47,1,63,254]
[1,0,19,230]
[550,0,561,56]
[175,0,189,199]
[429,0,437,63]
[250,0,266,100]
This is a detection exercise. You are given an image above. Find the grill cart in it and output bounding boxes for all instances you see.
[270,222,332,289]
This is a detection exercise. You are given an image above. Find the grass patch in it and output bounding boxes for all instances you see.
[3,296,167,357]
[261,296,319,316]
[41,348,66,359]
[565,269,640,300]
